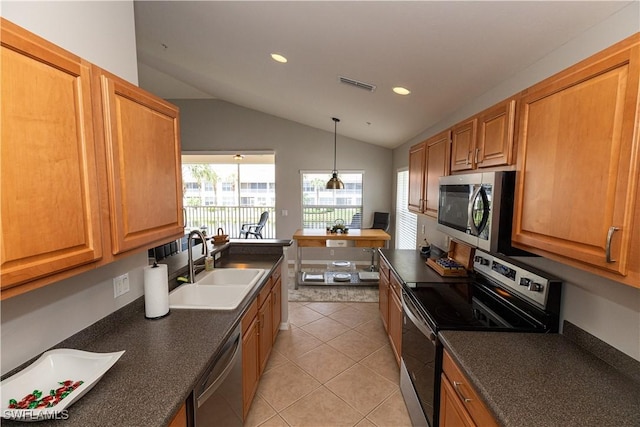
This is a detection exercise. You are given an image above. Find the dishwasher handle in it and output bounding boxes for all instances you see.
[197,327,242,409]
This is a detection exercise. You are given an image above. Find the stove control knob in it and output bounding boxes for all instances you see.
[519,278,531,287]
[528,282,543,292]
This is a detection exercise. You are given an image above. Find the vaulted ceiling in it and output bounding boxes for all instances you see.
[134,1,632,148]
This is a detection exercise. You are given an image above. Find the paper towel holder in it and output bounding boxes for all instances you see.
[145,262,171,320]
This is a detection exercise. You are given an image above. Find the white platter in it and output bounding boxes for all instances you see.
[1,349,125,422]
[332,261,351,268]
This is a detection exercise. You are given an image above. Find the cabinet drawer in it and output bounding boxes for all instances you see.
[258,277,273,307]
[242,299,258,334]
[379,257,391,282]
[271,259,282,282]
[442,350,498,427]
[389,271,402,299]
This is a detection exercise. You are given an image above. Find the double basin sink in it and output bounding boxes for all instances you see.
[169,268,265,310]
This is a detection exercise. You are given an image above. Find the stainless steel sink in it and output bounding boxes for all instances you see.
[169,268,265,310]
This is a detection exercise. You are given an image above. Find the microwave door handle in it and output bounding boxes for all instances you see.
[468,185,483,236]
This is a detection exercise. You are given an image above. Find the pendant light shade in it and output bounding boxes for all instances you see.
[326,117,344,189]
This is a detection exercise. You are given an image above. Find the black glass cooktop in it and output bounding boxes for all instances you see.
[404,277,552,332]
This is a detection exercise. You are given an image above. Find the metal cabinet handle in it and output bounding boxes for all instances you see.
[466,151,472,165]
[453,381,473,403]
[474,148,480,164]
[606,226,620,263]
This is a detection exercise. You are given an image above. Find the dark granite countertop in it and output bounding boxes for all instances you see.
[439,331,640,427]
[379,249,470,284]
[1,247,285,427]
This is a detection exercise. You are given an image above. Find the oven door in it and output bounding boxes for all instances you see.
[400,290,439,427]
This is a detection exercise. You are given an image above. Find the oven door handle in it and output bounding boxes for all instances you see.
[403,297,436,343]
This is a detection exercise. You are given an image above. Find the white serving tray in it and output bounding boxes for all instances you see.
[1,349,125,422]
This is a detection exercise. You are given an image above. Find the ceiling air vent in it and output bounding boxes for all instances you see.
[338,76,377,92]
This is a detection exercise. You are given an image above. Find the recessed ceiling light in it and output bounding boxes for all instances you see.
[270,53,287,63]
[393,86,411,95]
[233,154,244,160]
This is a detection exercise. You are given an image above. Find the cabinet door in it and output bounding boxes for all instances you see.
[476,99,515,168]
[513,42,640,276]
[378,273,390,332]
[440,375,476,427]
[242,318,259,419]
[258,294,273,374]
[442,350,498,427]
[425,130,451,217]
[408,142,426,213]
[271,276,282,342]
[388,287,402,366]
[1,19,102,289]
[98,70,184,254]
[450,119,477,172]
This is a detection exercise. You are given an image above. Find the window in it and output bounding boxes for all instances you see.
[181,154,276,238]
[301,172,363,229]
[396,169,417,249]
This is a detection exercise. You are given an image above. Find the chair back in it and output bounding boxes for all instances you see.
[371,212,390,232]
[349,212,362,229]
[256,211,269,230]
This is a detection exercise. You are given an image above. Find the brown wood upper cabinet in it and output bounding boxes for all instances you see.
[512,34,640,287]
[1,19,103,292]
[96,69,184,255]
[408,130,451,216]
[451,99,516,172]
[0,19,184,298]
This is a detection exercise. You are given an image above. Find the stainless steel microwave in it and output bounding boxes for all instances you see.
[437,171,528,255]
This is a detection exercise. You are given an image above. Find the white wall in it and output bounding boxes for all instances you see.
[1,1,138,84]
[392,2,640,361]
[171,99,394,247]
[0,1,144,374]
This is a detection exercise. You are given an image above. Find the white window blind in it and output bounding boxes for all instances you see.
[395,169,417,249]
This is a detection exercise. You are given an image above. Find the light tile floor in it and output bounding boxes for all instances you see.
[244,301,412,427]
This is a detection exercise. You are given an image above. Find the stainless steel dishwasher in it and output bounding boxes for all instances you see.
[194,324,243,427]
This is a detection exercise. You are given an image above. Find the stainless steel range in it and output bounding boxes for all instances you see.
[400,250,562,427]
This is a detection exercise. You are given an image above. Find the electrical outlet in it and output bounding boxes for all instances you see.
[330,249,335,256]
[113,273,130,298]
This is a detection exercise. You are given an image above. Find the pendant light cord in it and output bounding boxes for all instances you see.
[332,117,340,172]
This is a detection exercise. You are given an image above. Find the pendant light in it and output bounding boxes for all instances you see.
[326,117,344,189]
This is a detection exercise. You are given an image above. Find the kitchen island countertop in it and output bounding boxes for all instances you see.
[439,330,640,427]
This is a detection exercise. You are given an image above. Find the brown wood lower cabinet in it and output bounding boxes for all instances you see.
[241,299,259,419]
[379,257,401,366]
[388,272,402,366]
[379,271,390,331]
[440,349,498,427]
[168,402,188,427]
[241,262,283,419]
[271,273,282,342]
[258,290,273,373]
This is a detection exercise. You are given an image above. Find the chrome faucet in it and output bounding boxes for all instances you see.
[187,229,208,283]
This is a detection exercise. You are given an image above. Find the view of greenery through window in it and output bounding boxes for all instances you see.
[182,157,275,238]
[301,172,363,229]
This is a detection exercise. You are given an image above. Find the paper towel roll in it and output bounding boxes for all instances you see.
[144,263,170,319]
